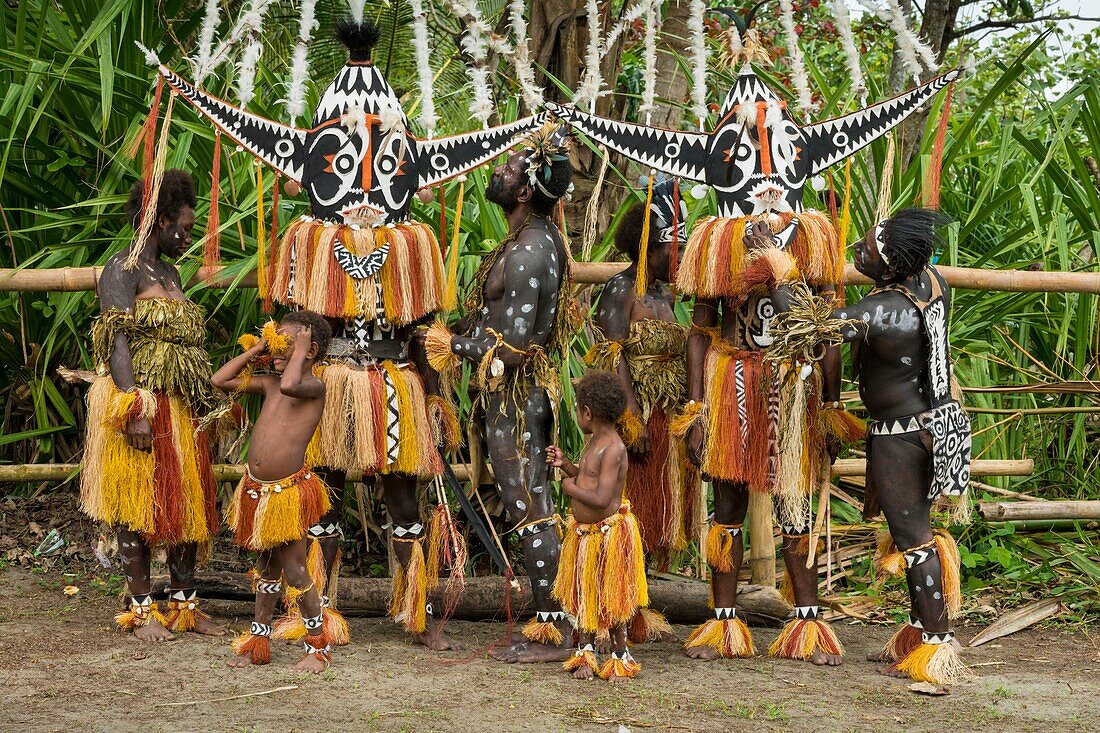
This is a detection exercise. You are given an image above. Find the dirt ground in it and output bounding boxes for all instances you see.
[1,566,1096,733]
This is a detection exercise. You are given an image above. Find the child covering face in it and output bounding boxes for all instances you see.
[212,311,347,673]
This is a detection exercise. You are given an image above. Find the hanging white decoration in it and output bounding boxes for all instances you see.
[237,36,264,107]
[778,0,814,114]
[600,1,649,60]
[193,0,221,86]
[285,0,319,120]
[409,0,438,133]
[574,0,604,110]
[860,0,938,82]
[830,0,866,100]
[508,0,544,112]
[199,0,275,87]
[449,0,497,127]
[639,0,660,121]
[688,0,709,126]
[347,0,366,26]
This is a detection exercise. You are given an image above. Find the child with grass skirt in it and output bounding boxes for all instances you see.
[547,371,647,682]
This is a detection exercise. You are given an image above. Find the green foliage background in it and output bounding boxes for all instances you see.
[1,1,1097,618]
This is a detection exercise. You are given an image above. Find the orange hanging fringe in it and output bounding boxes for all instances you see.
[922,83,954,210]
[598,652,641,680]
[880,621,924,662]
[769,618,844,661]
[230,631,272,665]
[896,639,970,685]
[627,607,674,644]
[563,647,599,673]
[203,132,222,268]
[165,599,211,633]
[522,618,565,646]
[684,617,755,658]
[705,522,741,573]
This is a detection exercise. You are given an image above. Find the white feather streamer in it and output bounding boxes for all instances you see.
[193,0,221,85]
[574,0,604,110]
[509,0,543,111]
[639,0,660,120]
[237,36,264,107]
[600,1,648,60]
[347,0,366,25]
[778,0,814,114]
[199,0,274,85]
[285,0,319,120]
[688,0,708,125]
[830,0,866,99]
[409,0,438,133]
[860,0,938,82]
[448,0,495,127]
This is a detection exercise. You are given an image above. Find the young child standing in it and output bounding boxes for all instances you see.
[212,311,337,673]
[547,370,648,682]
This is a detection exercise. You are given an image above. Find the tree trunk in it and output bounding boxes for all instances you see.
[887,0,962,168]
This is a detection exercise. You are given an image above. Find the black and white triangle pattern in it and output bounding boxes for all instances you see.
[794,606,820,620]
[382,369,401,464]
[922,631,954,645]
[714,607,738,620]
[333,239,390,280]
[544,102,709,182]
[392,522,424,539]
[160,66,305,182]
[905,545,937,569]
[416,114,549,188]
[803,69,960,175]
[256,580,283,594]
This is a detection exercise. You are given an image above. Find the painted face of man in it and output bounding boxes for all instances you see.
[853,224,889,282]
[158,206,195,259]
[487,150,533,213]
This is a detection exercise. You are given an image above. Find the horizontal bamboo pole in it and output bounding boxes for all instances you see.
[977,500,1100,522]
[3,261,1100,293]
[0,458,1033,483]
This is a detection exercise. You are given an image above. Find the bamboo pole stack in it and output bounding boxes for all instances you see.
[3,262,1100,293]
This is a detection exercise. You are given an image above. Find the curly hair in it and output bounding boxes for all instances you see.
[613,201,656,262]
[881,208,951,280]
[281,310,332,359]
[124,169,197,229]
[575,370,627,425]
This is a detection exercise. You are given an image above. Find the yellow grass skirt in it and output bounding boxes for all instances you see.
[553,502,648,633]
[313,361,443,477]
[227,466,332,551]
[80,377,217,545]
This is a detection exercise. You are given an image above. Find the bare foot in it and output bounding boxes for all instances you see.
[572,665,595,680]
[415,617,461,651]
[867,649,892,663]
[809,650,844,667]
[134,619,175,642]
[653,630,679,644]
[606,673,632,684]
[596,637,613,655]
[489,640,573,664]
[227,654,253,668]
[685,645,723,660]
[877,662,909,678]
[293,653,330,674]
[191,615,226,637]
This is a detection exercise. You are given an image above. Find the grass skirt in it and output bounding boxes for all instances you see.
[227,466,331,551]
[315,361,442,477]
[270,218,443,322]
[553,502,648,633]
[80,377,217,545]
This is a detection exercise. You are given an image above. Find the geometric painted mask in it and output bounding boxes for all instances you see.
[547,66,959,218]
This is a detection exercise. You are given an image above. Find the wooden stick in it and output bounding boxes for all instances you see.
[748,490,776,588]
[977,500,1100,522]
[5,261,1100,293]
[0,458,1033,483]
[153,685,298,707]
